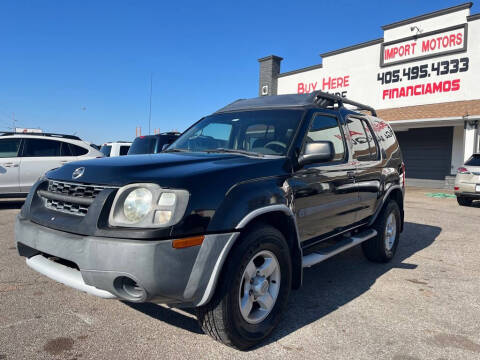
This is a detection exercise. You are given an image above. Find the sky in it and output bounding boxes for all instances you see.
[0,0,478,145]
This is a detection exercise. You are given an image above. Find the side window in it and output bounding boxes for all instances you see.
[119,145,130,156]
[362,121,379,160]
[305,114,345,162]
[60,142,73,156]
[0,138,22,158]
[23,139,61,157]
[347,118,374,161]
[69,144,88,156]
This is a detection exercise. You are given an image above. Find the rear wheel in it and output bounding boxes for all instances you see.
[362,200,401,263]
[196,224,291,350]
[457,196,473,206]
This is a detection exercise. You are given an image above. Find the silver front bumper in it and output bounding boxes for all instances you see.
[16,216,238,306]
[26,254,116,299]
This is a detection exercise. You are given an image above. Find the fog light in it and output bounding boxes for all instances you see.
[114,276,145,300]
[154,210,172,225]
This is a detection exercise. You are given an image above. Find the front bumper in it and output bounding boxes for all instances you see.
[15,216,238,306]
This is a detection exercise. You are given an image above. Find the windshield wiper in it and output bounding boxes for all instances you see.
[204,148,264,157]
[163,148,189,153]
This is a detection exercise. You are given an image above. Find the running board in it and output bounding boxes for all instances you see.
[302,229,377,268]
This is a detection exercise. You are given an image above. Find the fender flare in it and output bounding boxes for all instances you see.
[368,184,404,228]
[196,204,303,306]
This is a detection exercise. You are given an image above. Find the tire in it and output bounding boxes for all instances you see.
[457,196,473,206]
[362,200,401,263]
[196,224,292,350]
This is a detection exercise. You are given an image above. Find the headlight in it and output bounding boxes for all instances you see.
[123,188,153,222]
[108,183,189,228]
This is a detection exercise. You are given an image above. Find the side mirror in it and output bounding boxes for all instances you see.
[299,141,335,166]
[161,143,169,151]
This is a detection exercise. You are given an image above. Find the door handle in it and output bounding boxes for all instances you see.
[3,162,18,168]
[347,171,355,179]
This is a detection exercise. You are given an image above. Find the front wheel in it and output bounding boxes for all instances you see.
[196,224,292,350]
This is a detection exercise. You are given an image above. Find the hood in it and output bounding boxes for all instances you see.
[47,152,290,190]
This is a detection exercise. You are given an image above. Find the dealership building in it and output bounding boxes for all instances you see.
[258,2,480,188]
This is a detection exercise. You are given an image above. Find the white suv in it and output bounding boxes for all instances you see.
[0,132,103,197]
[99,142,131,157]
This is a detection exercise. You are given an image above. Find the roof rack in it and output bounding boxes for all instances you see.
[0,132,81,140]
[216,91,377,116]
[311,91,377,117]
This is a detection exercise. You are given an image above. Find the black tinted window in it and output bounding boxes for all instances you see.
[23,139,61,157]
[119,145,130,156]
[305,115,345,162]
[0,138,21,158]
[362,121,379,160]
[128,137,157,155]
[69,144,88,156]
[100,145,111,157]
[61,142,72,156]
[347,117,378,161]
[465,154,480,166]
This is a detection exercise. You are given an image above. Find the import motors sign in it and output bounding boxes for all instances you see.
[275,11,479,110]
[380,24,467,67]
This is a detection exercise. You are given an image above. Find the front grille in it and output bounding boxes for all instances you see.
[45,199,90,216]
[40,180,112,216]
[48,180,106,199]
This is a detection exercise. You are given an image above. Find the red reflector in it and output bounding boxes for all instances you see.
[454,186,459,191]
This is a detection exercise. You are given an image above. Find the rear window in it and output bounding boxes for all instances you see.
[465,154,480,166]
[128,137,157,155]
[119,145,130,156]
[347,117,379,161]
[100,145,112,157]
[70,144,89,156]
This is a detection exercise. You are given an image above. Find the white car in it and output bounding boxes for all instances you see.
[454,153,480,206]
[0,132,103,197]
[99,142,131,157]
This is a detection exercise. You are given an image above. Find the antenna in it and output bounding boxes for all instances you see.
[148,73,153,135]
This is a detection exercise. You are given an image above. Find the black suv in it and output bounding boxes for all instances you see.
[16,91,405,349]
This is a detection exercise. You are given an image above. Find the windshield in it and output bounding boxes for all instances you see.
[465,154,480,166]
[168,110,304,156]
[100,145,111,157]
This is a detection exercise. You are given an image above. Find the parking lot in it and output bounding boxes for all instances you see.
[0,188,479,359]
